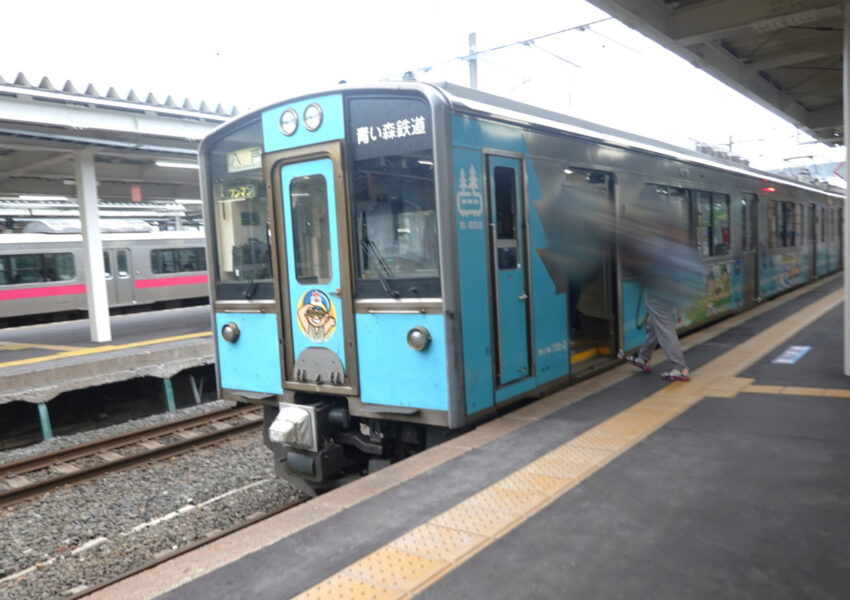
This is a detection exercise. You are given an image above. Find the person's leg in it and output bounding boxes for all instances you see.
[643,292,687,370]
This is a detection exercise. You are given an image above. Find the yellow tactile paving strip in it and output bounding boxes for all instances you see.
[743,384,850,398]
[293,286,845,600]
[0,332,212,369]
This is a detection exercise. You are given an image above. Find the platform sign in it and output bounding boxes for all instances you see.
[772,345,812,364]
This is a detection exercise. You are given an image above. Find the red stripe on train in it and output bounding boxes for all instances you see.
[134,274,209,289]
[0,284,87,301]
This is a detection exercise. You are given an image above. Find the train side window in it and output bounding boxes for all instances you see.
[494,166,518,270]
[10,254,44,283]
[768,201,778,249]
[793,204,803,246]
[290,174,331,284]
[55,253,75,280]
[0,256,8,285]
[712,193,730,255]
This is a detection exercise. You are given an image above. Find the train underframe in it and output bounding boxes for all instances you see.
[261,397,449,496]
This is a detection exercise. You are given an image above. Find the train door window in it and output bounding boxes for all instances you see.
[742,194,756,252]
[494,166,518,269]
[712,193,730,255]
[695,191,711,257]
[0,256,8,285]
[116,251,129,278]
[290,174,331,284]
[103,251,113,279]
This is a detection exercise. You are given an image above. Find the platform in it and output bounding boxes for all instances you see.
[0,306,213,406]
[83,274,848,600]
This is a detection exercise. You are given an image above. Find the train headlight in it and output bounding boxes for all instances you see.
[280,108,298,136]
[303,103,323,131]
[221,322,240,343]
[406,326,431,351]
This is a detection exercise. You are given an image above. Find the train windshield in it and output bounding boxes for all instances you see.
[205,120,273,300]
[348,96,439,298]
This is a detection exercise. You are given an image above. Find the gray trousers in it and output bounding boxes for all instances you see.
[637,290,687,370]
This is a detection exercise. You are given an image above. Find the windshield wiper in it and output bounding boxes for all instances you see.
[361,239,399,298]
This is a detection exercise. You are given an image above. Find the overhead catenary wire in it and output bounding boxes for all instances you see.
[386,17,612,81]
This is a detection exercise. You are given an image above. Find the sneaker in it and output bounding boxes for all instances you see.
[626,355,652,373]
[661,367,690,381]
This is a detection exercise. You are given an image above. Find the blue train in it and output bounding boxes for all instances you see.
[199,82,842,493]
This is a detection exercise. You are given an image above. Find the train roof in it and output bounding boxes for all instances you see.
[430,82,843,199]
[21,218,154,234]
[202,81,842,200]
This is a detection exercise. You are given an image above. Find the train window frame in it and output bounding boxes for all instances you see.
[0,252,75,285]
[289,173,332,285]
[711,193,731,256]
[346,93,440,300]
[151,248,207,274]
[493,165,519,270]
[205,118,274,301]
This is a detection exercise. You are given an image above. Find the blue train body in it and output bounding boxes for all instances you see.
[199,82,842,492]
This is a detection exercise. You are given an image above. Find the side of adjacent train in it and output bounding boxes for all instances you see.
[0,227,209,322]
[199,82,843,493]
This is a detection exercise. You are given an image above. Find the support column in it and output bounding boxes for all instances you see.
[163,378,177,412]
[74,150,112,342]
[37,403,53,440]
[842,0,850,376]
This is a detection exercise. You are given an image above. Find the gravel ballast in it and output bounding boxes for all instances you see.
[0,401,298,600]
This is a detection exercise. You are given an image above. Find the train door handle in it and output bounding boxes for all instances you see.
[330,288,342,297]
[518,293,528,301]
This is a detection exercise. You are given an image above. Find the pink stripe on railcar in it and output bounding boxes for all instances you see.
[134,274,209,289]
[0,284,87,301]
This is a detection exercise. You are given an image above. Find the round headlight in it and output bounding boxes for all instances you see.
[303,103,323,131]
[406,326,431,351]
[280,108,298,136]
[221,322,240,343]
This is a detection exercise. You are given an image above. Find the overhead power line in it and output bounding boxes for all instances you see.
[388,17,612,81]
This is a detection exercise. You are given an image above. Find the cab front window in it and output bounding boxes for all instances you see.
[205,120,273,300]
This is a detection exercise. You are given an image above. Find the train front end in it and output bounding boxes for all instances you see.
[200,86,458,493]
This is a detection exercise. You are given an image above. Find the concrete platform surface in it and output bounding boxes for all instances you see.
[80,275,848,600]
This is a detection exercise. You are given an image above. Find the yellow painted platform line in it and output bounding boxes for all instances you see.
[742,384,850,399]
[0,332,212,369]
[0,341,84,352]
[294,286,844,600]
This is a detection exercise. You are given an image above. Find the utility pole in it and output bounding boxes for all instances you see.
[469,32,478,89]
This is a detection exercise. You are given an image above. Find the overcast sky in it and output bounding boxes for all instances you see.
[2,0,844,172]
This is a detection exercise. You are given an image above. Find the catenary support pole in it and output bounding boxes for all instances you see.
[469,32,478,90]
[75,150,112,342]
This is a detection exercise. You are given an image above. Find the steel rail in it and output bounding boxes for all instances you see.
[0,406,262,509]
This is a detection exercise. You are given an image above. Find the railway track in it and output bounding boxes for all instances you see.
[0,404,263,509]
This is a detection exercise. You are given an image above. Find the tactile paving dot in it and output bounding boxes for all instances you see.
[430,501,524,538]
[389,522,488,563]
[494,469,572,497]
[291,572,404,600]
[342,546,448,592]
[464,484,549,516]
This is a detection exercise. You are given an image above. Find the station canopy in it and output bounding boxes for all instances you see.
[0,73,236,225]
[585,0,845,147]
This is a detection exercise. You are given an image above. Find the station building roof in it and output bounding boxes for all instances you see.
[585,0,845,147]
[0,72,236,221]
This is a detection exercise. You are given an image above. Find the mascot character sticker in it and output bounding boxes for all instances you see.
[297,289,337,343]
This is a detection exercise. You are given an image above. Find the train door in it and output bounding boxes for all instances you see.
[487,155,531,386]
[808,203,817,278]
[564,168,617,375]
[103,248,133,305]
[741,194,758,304]
[277,154,356,393]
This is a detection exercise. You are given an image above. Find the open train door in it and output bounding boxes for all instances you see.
[563,168,618,377]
